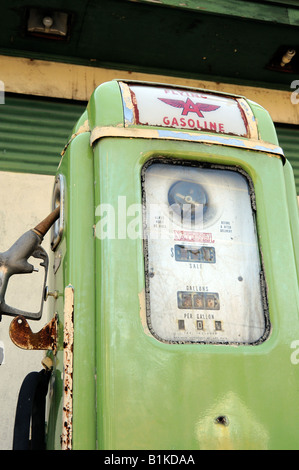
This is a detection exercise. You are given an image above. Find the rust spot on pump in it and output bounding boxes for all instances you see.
[9,315,57,351]
[215,415,229,426]
[61,285,74,451]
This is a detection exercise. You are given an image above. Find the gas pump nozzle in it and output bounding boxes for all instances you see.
[0,206,60,321]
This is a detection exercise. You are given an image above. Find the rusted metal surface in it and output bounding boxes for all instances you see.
[237,98,259,141]
[61,285,74,451]
[33,205,60,239]
[90,126,285,162]
[60,120,90,157]
[9,315,57,351]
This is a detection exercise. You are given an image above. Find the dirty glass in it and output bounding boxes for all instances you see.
[142,161,269,345]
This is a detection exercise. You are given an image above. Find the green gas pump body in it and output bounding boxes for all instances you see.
[45,80,299,450]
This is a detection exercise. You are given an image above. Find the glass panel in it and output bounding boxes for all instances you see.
[142,161,269,345]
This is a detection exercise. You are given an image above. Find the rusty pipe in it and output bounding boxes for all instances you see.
[33,205,60,239]
[0,205,60,320]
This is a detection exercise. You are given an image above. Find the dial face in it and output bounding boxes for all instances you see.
[168,181,208,222]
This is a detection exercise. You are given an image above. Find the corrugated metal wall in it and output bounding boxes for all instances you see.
[0,94,86,175]
[0,94,298,195]
[276,125,299,194]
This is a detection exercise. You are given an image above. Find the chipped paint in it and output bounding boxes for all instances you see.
[195,392,269,450]
[60,120,90,158]
[237,98,259,140]
[61,285,74,451]
[90,125,285,161]
[90,125,158,144]
[119,82,135,126]
[158,129,284,159]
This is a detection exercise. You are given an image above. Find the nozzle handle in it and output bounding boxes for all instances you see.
[0,205,59,321]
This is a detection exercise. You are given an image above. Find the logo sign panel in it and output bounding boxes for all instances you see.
[123,84,249,137]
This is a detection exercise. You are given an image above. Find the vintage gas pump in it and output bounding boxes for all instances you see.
[3,80,299,450]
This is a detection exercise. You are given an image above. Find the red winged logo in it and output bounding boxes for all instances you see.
[159,97,220,118]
